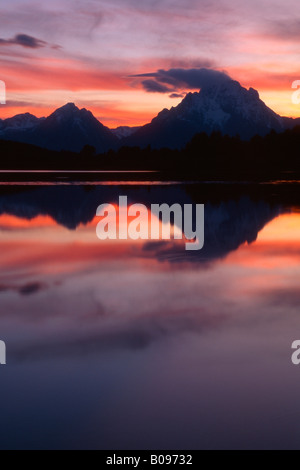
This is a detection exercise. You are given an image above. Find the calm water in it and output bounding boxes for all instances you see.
[0,182,300,450]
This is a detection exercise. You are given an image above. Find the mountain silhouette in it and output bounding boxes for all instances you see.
[0,103,118,153]
[1,79,300,152]
[0,112,44,131]
[124,80,293,149]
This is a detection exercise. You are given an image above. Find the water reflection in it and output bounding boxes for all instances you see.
[0,183,283,260]
[0,183,300,450]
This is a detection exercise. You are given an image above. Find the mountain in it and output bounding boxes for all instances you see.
[283,116,300,129]
[111,126,141,139]
[124,79,289,149]
[0,113,44,132]
[0,104,118,153]
[1,79,300,154]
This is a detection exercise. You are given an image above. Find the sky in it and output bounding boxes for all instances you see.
[0,0,300,127]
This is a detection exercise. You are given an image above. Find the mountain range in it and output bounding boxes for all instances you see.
[0,103,118,153]
[1,78,299,153]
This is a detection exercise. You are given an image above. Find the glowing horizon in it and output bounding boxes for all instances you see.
[0,0,300,128]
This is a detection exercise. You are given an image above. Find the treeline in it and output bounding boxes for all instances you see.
[1,126,300,180]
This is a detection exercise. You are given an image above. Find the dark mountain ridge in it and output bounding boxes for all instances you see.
[0,103,118,153]
[0,78,300,152]
[124,80,297,149]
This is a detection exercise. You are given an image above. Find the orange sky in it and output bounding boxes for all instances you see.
[0,0,300,127]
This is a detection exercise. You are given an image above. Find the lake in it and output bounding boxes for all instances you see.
[0,181,300,450]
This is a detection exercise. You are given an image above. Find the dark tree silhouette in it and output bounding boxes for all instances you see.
[1,126,300,181]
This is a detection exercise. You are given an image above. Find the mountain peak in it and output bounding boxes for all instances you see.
[24,102,118,153]
[49,103,86,125]
[60,102,78,110]
[53,103,79,115]
[125,78,285,149]
[173,79,273,125]
[50,103,98,122]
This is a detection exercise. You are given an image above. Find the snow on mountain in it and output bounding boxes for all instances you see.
[111,126,141,139]
[0,78,299,154]
[124,79,286,149]
[0,113,43,133]
[0,104,118,153]
[32,103,119,152]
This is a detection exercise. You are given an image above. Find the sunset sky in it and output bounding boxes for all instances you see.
[0,0,300,127]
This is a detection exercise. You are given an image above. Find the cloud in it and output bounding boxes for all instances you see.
[0,34,47,49]
[0,282,47,296]
[5,100,45,109]
[267,19,300,41]
[169,93,185,99]
[260,287,300,308]
[132,67,232,94]
[0,56,129,92]
[141,79,173,93]
[11,303,227,362]
[19,283,46,296]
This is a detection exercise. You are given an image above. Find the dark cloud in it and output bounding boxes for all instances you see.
[141,79,173,93]
[169,93,185,99]
[0,282,47,296]
[19,283,46,296]
[0,34,47,49]
[132,67,231,94]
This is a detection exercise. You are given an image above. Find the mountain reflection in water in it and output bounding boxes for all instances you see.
[0,182,299,450]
